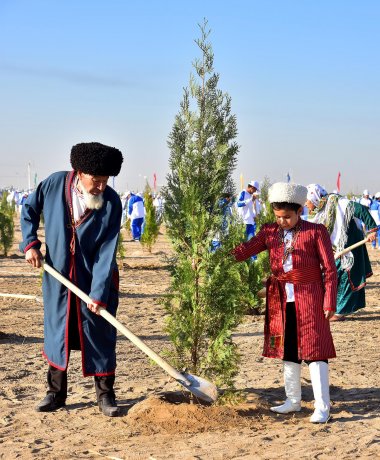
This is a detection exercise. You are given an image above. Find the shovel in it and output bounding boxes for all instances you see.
[43,263,218,403]
[334,237,370,260]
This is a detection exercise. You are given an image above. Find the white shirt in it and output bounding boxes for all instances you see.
[71,183,87,223]
[283,231,295,302]
[359,197,371,208]
[237,190,257,225]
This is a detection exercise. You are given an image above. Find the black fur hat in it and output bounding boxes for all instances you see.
[70,142,123,176]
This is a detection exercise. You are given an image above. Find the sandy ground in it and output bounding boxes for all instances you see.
[0,220,379,459]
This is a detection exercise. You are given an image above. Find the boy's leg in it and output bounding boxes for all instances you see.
[270,302,302,414]
[270,361,302,414]
[308,361,330,423]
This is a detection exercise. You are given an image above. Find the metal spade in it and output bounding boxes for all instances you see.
[43,263,218,403]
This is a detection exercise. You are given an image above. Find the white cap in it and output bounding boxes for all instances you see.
[269,182,307,206]
[375,192,380,199]
[248,180,260,191]
[363,189,369,195]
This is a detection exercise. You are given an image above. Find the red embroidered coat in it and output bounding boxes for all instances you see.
[233,220,338,360]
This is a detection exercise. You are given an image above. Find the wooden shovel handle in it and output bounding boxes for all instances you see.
[334,237,370,260]
[43,263,190,385]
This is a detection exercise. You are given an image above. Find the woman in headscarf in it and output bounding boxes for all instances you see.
[305,184,377,321]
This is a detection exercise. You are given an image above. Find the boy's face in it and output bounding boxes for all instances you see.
[274,207,302,230]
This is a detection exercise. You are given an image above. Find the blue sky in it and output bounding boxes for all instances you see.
[0,0,378,194]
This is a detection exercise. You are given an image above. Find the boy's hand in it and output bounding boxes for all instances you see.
[324,310,335,320]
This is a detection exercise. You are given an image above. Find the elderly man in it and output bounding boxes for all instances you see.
[20,142,123,416]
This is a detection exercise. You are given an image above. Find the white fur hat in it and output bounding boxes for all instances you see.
[268,182,307,206]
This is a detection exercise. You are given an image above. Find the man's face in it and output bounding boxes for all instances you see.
[247,185,254,194]
[274,207,302,230]
[78,172,109,195]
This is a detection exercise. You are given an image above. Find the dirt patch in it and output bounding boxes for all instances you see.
[125,392,268,435]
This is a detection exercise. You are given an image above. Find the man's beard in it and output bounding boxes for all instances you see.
[82,188,104,210]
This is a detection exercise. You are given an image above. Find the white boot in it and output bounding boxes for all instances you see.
[270,361,302,414]
[309,361,330,423]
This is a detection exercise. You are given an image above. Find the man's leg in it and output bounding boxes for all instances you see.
[36,365,67,412]
[95,374,120,417]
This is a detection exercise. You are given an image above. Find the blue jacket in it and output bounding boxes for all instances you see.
[20,171,121,376]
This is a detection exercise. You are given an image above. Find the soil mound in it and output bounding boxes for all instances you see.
[126,392,268,435]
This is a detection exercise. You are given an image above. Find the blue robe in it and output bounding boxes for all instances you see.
[19,171,122,376]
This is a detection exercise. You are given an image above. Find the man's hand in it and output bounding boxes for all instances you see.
[324,310,335,320]
[25,248,43,268]
[87,301,102,315]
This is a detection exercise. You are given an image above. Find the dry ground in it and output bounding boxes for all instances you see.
[0,220,379,459]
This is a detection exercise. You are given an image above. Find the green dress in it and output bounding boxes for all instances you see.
[310,198,376,316]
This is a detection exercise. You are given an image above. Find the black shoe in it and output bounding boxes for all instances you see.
[98,395,120,417]
[36,393,66,412]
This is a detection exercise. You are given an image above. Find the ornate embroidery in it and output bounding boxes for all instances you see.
[278,222,301,264]
[270,335,284,349]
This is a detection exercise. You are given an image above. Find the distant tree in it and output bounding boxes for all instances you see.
[116,231,126,270]
[0,192,15,256]
[140,183,159,252]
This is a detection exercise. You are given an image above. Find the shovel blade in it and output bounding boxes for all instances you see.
[179,372,218,403]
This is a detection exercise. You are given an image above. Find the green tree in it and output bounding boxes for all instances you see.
[0,192,15,256]
[162,20,250,390]
[116,231,125,270]
[140,183,159,252]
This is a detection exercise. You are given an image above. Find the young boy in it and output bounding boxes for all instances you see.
[232,182,338,423]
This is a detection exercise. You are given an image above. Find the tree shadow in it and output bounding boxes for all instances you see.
[118,334,168,342]
[232,331,263,338]
[0,332,44,344]
[0,253,25,259]
[342,310,380,322]
[66,395,145,415]
[119,292,168,299]
[122,264,171,271]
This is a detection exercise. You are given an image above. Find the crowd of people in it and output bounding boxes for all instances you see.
[8,141,378,424]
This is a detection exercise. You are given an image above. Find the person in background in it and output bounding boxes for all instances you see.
[125,191,145,241]
[236,180,261,259]
[306,184,377,321]
[369,192,380,249]
[359,190,372,208]
[153,193,164,224]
